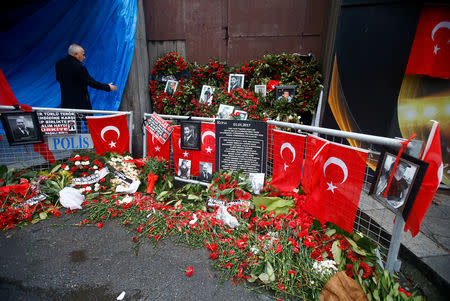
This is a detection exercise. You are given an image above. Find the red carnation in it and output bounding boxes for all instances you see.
[96,222,104,228]
[185,266,194,277]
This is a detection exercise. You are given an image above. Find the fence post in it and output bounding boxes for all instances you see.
[386,213,405,274]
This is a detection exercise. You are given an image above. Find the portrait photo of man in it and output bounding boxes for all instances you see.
[181,121,201,150]
[234,110,248,120]
[165,80,178,96]
[375,156,414,209]
[217,104,234,119]
[12,116,36,140]
[200,85,214,104]
[228,74,244,93]
[275,86,296,103]
[178,159,191,179]
[199,161,213,182]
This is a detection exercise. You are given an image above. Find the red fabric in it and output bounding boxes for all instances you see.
[271,130,306,191]
[86,113,129,156]
[19,104,32,112]
[304,142,368,233]
[146,173,158,194]
[301,135,329,194]
[0,69,19,106]
[172,126,200,176]
[199,123,216,171]
[405,122,443,236]
[146,131,170,164]
[33,139,55,164]
[405,5,450,79]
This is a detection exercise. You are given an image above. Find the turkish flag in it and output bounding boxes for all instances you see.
[271,130,306,191]
[304,142,369,233]
[405,5,450,79]
[146,132,170,164]
[405,121,443,236]
[86,113,129,156]
[301,135,330,195]
[0,69,19,106]
[199,123,216,170]
[172,126,200,177]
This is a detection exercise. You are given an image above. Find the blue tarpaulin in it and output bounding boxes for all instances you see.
[0,0,137,111]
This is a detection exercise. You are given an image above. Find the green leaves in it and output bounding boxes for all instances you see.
[252,196,294,215]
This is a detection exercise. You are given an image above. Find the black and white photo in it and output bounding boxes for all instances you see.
[199,85,214,104]
[228,74,244,92]
[178,159,191,179]
[275,85,296,103]
[164,80,178,95]
[181,121,201,150]
[249,173,265,195]
[199,161,213,182]
[234,110,248,120]
[369,149,428,220]
[0,111,44,146]
[254,85,267,97]
[217,104,234,119]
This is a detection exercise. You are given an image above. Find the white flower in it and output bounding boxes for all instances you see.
[94,183,100,192]
[85,186,92,191]
[64,166,70,171]
[93,165,98,170]
[82,161,90,165]
[312,259,338,277]
[75,161,81,166]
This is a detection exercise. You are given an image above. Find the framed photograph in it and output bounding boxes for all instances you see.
[228,74,245,92]
[275,85,297,103]
[178,159,191,179]
[199,85,214,104]
[249,173,265,195]
[199,161,213,182]
[164,80,178,96]
[254,85,267,97]
[180,121,201,150]
[369,148,428,220]
[217,104,235,119]
[234,110,248,120]
[0,111,44,146]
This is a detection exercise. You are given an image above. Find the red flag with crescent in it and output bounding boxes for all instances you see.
[405,121,443,236]
[199,123,216,170]
[146,130,170,164]
[301,135,329,195]
[304,141,368,233]
[172,125,200,177]
[271,130,306,191]
[86,113,129,156]
[405,5,450,79]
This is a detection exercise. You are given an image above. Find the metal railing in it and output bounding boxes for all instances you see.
[143,113,423,274]
[0,105,133,170]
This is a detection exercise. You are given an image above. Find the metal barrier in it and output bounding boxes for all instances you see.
[143,113,424,274]
[0,105,133,171]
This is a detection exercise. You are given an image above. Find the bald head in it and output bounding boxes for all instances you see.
[68,44,85,62]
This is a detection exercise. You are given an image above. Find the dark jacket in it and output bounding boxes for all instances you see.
[55,55,110,109]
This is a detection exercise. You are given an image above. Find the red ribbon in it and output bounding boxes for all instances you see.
[383,134,417,198]
[124,159,145,169]
[146,173,159,194]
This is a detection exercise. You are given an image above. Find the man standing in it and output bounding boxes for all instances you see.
[55,44,117,110]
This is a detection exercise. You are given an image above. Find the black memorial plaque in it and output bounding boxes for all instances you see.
[215,120,267,174]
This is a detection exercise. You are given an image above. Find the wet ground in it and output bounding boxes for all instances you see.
[0,209,447,300]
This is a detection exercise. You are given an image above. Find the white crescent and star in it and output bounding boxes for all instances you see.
[323,157,348,193]
[101,126,120,141]
[201,131,215,144]
[431,21,450,55]
[280,142,296,170]
[101,126,120,148]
